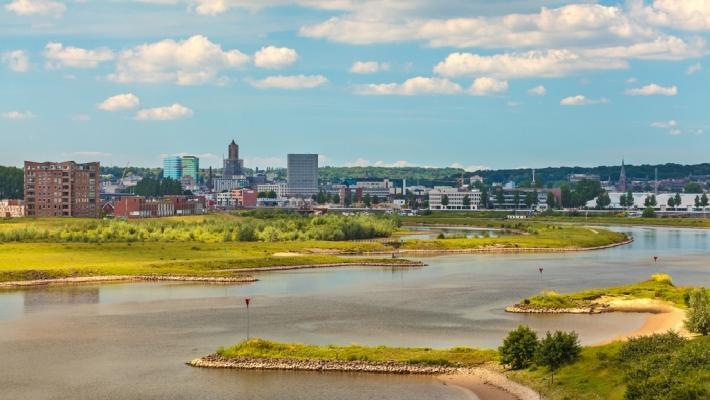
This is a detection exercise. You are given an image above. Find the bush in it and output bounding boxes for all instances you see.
[650,273,673,285]
[499,325,539,369]
[685,289,710,335]
[641,207,656,218]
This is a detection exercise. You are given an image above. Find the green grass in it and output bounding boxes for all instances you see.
[217,338,497,367]
[400,225,628,250]
[0,240,399,282]
[520,275,697,310]
[531,214,710,228]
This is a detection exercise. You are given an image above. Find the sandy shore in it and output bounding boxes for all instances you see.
[594,298,688,344]
[438,369,540,400]
[0,274,257,289]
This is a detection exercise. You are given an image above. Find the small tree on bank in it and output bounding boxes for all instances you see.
[537,331,581,384]
[685,288,710,336]
[499,325,539,369]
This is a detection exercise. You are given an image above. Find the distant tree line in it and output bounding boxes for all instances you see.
[130,177,185,197]
[0,166,23,199]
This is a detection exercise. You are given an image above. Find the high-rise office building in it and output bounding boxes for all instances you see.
[181,156,199,180]
[223,140,244,178]
[24,161,100,217]
[163,156,182,180]
[287,154,318,197]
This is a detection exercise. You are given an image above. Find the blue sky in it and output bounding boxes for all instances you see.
[1,0,708,170]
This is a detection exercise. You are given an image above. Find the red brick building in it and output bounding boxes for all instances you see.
[24,161,100,217]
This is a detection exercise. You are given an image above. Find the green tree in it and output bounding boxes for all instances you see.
[0,166,23,199]
[363,193,372,208]
[684,182,703,193]
[620,193,628,208]
[626,190,635,208]
[331,194,340,205]
[495,188,505,207]
[546,192,557,209]
[701,193,709,207]
[441,194,449,208]
[685,289,710,336]
[644,195,657,207]
[674,192,682,208]
[596,191,611,209]
[498,326,539,370]
[667,196,676,209]
[513,191,521,209]
[537,331,581,384]
[524,192,535,208]
[695,195,701,208]
[316,190,327,204]
[462,194,471,208]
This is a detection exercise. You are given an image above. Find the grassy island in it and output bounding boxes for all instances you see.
[0,213,630,285]
[508,274,701,313]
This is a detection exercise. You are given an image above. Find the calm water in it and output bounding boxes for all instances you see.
[0,226,708,399]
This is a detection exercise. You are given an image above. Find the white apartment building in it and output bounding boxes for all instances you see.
[257,183,288,198]
[429,187,481,210]
[216,191,234,207]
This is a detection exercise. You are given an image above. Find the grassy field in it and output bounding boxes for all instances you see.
[400,225,628,250]
[532,214,710,228]
[0,215,630,283]
[519,274,696,309]
[0,240,398,282]
[217,338,497,367]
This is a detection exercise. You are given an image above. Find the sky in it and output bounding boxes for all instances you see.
[1,0,709,170]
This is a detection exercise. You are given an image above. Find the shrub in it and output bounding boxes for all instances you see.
[499,325,539,369]
[650,273,673,285]
[641,207,656,218]
[685,289,710,336]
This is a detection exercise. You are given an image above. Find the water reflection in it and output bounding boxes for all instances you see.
[23,286,99,310]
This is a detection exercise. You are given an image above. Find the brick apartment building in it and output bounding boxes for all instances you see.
[24,161,100,217]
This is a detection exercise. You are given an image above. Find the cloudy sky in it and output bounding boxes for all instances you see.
[1,0,708,170]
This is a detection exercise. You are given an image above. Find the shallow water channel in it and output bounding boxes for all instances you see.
[0,226,708,399]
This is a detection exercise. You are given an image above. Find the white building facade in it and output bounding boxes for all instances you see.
[429,187,481,210]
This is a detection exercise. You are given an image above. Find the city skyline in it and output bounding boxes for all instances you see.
[2,1,709,169]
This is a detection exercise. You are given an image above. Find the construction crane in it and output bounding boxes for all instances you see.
[117,163,130,193]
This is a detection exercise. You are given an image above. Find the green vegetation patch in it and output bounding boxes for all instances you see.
[520,275,699,310]
[217,338,496,367]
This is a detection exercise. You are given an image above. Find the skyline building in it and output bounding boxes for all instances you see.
[24,161,100,217]
[287,154,319,197]
[617,159,627,192]
[181,156,199,180]
[223,140,244,178]
[163,156,182,180]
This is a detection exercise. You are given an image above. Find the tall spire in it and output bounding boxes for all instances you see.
[618,158,627,192]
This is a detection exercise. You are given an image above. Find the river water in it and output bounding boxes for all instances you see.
[0,226,708,399]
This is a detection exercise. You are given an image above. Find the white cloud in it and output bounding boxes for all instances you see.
[373,160,416,168]
[560,95,609,106]
[134,104,193,120]
[528,85,546,96]
[468,77,508,96]
[650,120,677,129]
[98,93,141,111]
[44,42,114,69]
[626,77,638,83]
[2,111,35,120]
[624,83,677,96]
[5,0,65,17]
[632,0,710,31]
[2,50,30,72]
[345,158,371,167]
[249,74,328,89]
[349,61,389,74]
[254,46,298,69]
[354,76,462,96]
[686,63,702,75]
[433,50,627,79]
[449,163,489,172]
[108,35,250,85]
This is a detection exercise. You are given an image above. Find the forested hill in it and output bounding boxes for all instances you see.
[320,163,710,185]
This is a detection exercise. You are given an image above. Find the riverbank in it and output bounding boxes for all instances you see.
[0,274,258,289]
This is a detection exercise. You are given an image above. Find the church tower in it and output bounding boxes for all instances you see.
[617,159,627,192]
